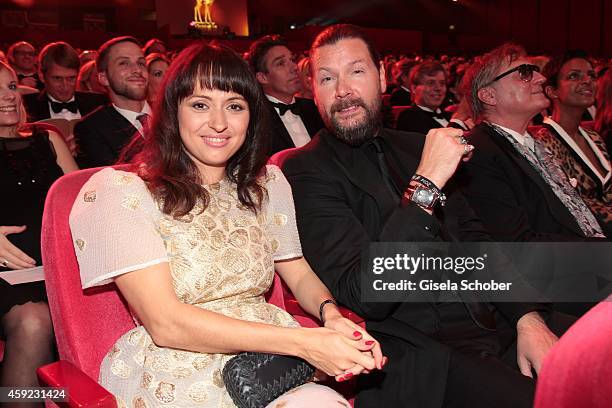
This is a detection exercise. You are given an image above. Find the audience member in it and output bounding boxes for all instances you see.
[246,35,324,155]
[389,58,415,106]
[7,41,43,90]
[78,50,98,65]
[532,50,611,235]
[69,42,382,407]
[459,43,607,241]
[145,52,170,107]
[142,38,167,56]
[0,60,77,403]
[76,60,106,94]
[296,56,313,99]
[23,42,107,122]
[74,36,150,168]
[275,24,567,408]
[395,61,451,133]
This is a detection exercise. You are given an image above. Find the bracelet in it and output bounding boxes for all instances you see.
[411,174,442,195]
[319,299,337,324]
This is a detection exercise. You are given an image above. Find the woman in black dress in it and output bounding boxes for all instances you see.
[0,60,77,402]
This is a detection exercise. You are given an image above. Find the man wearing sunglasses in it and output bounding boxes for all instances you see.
[459,43,607,242]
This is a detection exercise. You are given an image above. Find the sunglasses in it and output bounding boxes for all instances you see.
[489,64,540,84]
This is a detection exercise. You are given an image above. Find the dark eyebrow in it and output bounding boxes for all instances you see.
[271,55,287,65]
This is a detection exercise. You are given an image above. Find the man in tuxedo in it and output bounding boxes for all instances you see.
[23,42,107,122]
[395,61,452,134]
[388,57,415,106]
[74,36,151,168]
[246,35,324,156]
[459,43,607,241]
[7,41,43,90]
[273,24,566,408]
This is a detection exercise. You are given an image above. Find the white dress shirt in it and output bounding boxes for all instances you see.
[417,104,449,127]
[113,102,152,136]
[48,95,81,121]
[266,95,311,148]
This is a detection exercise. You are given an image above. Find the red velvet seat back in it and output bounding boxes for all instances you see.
[534,299,612,408]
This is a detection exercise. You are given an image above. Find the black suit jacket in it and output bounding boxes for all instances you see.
[395,104,451,134]
[458,123,590,241]
[23,91,107,122]
[73,104,139,169]
[389,86,412,106]
[266,97,324,156]
[273,128,541,408]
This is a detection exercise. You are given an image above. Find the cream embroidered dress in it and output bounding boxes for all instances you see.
[69,165,303,407]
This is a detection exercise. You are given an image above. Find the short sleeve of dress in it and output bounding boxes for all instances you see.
[264,165,303,261]
[69,168,169,289]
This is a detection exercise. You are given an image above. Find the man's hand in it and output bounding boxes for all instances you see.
[516,311,558,378]
[415,127,473,190]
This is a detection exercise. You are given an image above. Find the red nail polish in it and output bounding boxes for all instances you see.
[345,372,354,379]
[365,340,374,345]
[337,376,345,382]
[353,331,361,337]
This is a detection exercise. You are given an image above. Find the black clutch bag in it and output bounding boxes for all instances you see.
[222,352,315,408]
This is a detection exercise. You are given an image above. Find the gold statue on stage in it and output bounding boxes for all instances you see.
[192,0,217,30]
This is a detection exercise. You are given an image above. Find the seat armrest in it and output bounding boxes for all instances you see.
[37,361,117,408]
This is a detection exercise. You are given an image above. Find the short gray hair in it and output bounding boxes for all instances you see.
[463,43,526,121]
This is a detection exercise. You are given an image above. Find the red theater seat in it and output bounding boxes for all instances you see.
[534,298,612,408]
[39,167,363,407]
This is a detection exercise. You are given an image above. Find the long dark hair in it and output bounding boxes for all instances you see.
[131,42,270,217]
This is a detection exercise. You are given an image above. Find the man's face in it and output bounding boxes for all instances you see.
[43,63,77,102]
[12,44,36,72]
[99,41,147,103]
[257,46,300,101]
[412,71,446,110]
[488,57,549,118]
[311,38,386,146]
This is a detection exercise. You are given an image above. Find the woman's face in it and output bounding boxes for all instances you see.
[178,84,250,182]
[551,58,597,109]
[0,68,21,130]
[147,59,169,101]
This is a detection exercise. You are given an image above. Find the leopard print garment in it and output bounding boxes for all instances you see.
[531,125,612,224]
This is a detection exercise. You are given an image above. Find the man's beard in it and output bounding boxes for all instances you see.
[109,77,147,102]
[323,96,382,146]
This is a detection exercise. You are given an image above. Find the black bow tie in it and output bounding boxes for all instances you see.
[49,99,78,114]
[272,102,300,116]
[420,108,446,121]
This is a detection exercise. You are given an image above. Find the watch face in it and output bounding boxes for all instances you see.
[413,187,435,206]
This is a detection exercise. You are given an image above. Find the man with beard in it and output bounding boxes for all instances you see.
[74,36,150,168]
[246,35,324,156]
[395,61,452,134]
[272,25,562,408]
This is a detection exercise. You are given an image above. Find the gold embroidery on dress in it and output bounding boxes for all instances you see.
[108,344,121,359]
[75,238,86,251]
[113,173,134,185]
[128,330,144,345]
[187,382,208,403]
[229,229,248,248]
[141,371,153,388]
[171,367,193,379]
[210,230,226,250]
[273,213,288,226]
[154,382,176,403]
[212,369,224,388]
[220,248,250,275]
[110,359,132,378]
[192,355,213,371]
[150,355,171,372]
[121,195,141,211]
[83,190,97,202]
[132,397,147,408]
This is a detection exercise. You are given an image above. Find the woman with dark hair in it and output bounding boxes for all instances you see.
[70,43,383,407]
[533,51,611,234]
[0,60,77,404]
[145,52,170,107]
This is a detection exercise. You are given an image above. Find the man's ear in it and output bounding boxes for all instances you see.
[255,71,268,86]
[544,85,557,99]
[98,71,110,87]
[477,86,496,107]
[379,61,387,94]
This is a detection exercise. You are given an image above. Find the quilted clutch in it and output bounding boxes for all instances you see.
[222,352,315,408]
